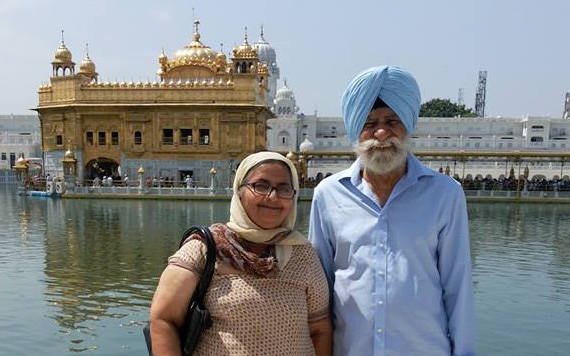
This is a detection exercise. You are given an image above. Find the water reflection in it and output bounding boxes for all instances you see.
[42,198,230,352]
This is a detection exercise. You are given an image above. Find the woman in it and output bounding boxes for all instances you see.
[149,152,332,355]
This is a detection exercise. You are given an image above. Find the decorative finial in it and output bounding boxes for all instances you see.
[260,24,265,40]
[220,43,224,52]
[85,43,90,58]
[244,26,249,45]
[61,29,65,44]
[284,78,288,87]
[193,19,201,41]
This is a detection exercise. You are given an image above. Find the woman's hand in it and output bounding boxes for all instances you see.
[310,315,332,356]
[149,265,200,356]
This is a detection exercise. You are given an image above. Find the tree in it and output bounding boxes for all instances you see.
[420,98,477,118]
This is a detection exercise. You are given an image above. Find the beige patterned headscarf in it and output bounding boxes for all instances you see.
[226,151,308,269]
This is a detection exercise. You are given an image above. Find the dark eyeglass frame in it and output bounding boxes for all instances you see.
[241,181,296,199]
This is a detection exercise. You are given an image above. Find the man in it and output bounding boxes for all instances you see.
[309,66,475,355]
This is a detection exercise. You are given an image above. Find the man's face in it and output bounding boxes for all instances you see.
[355,106,409,175]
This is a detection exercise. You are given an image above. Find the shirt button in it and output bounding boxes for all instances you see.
[378,300,384,305]
[377,270,385,277]
[377,328,383,334]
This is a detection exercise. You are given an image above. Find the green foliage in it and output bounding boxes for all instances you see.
[420,98,477,118]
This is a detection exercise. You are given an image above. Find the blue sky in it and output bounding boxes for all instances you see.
[1,0,569,117]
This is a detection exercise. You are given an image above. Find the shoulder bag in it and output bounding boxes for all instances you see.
[143,225,217,355]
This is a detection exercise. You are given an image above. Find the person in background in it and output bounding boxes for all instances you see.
[150,151,332,355]
[185,175,193,189]
[309,66,475,356]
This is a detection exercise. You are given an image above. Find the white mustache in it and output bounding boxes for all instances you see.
[358,137,403,152]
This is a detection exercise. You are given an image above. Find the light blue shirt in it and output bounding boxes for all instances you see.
[309,154,475,356]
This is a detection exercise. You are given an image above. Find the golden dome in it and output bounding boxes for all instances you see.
[53,30,73,63]
[216,50,227,63]
[54,41,73,63]
[286,151,297,161]
[137,165,145,174]
[232,27,258,59]
[16,155,26,165]
[79,55,95,74]
[64,149,76,160]
[169,20,218,71]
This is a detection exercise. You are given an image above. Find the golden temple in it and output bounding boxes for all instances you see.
[35,23,271,186]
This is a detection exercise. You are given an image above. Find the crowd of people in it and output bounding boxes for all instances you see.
[457,176,570,192]
[306,171,570,192]
[87,175,198,189]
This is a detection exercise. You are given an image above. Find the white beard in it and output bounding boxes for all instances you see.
[355,137,409,175]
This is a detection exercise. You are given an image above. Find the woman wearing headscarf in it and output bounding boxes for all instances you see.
[150,152,332,355]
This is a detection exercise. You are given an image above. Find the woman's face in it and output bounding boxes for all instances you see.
[239,162,294,229]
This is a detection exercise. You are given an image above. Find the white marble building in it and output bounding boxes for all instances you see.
[266,84,570,179]
[254,27,280,109]
[0,115,42,170]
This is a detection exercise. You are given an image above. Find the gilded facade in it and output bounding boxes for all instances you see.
[35,23,271,186]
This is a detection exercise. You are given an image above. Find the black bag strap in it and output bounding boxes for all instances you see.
[179,226,217,307]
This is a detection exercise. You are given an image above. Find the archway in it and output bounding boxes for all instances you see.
[85,157,120,180]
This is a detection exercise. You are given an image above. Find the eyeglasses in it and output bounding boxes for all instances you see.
[241,181,296,199]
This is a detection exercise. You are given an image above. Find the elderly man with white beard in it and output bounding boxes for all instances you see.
[309,66,475,356]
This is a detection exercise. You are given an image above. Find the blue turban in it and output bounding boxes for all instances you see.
[341,66,421,143]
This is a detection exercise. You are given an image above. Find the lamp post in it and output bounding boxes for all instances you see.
[13,155,29,194]
[286,151,300,183]
[209,167,217,191]
[62,149,77,190]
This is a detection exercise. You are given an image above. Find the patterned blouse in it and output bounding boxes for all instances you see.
[168,225,330,355]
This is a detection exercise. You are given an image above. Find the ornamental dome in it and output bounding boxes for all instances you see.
[299,137,315,153]
[286,151,297,161]
[172,32,217,64]
[64,149,75,160]
[215,45,227,66]
[53,41,72,63]
[79,57,95,73]
[168,21,218,71]
[276,81,294,100]
[232,28,258,59]
[254,26,276,65]
[79,45,96,74]
[216,51,227,62]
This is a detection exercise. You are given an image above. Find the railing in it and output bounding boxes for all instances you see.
[0,170,17,184]
[72,185,234,197]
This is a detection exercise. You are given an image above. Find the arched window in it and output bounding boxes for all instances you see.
[134,131,142,145]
